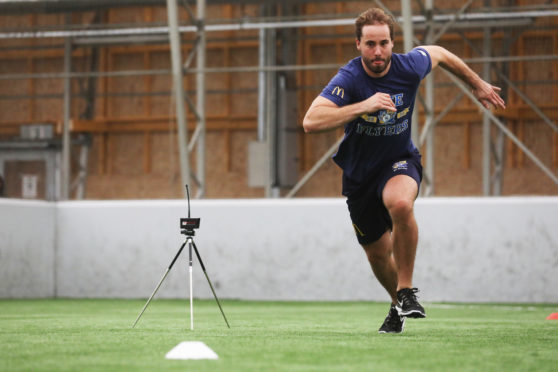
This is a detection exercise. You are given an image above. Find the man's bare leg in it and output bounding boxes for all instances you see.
[361,231,398,304]
[381,175,418,290]
[381,174,425,318]
[364,231,407,333]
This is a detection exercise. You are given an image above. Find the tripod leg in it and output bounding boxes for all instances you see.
[191,241,231,329]
[132,242,187,328]
[188,238,194,331]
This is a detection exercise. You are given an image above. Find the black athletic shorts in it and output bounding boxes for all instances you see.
[346,153,422,245]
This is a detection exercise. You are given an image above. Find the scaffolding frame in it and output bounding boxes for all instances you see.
[0,1,557,199]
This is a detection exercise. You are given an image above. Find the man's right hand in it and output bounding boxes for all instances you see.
[361,92,396,114]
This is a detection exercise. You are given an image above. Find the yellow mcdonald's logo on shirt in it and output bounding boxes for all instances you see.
[331,86,344,98]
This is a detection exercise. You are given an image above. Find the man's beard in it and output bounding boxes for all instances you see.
[364,55,391,74]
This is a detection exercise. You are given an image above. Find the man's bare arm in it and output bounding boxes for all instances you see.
[418,45,506,110]
[303,93,396,133]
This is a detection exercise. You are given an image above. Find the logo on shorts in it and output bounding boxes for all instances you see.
[392,160,408,172]
[352,223,366,237]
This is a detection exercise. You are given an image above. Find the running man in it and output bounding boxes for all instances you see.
[302,8,505,333]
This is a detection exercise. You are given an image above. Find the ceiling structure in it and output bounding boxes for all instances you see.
[1,0,327,14]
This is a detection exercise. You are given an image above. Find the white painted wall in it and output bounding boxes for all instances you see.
[1,197,557,302]
[414,198,558,302]
[0,199,56,298]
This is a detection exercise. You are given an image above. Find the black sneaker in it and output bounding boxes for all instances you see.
[396,288,426,318]
[378,304,405,334]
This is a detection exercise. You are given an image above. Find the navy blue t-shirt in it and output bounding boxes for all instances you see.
[320,48,432,196]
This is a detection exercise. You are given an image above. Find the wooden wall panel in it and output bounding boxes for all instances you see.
[0,2,557,199]
[434,123,483,195]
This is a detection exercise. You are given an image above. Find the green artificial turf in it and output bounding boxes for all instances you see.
[1,299,557,371]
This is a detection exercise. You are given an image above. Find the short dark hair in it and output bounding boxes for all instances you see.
[355,8,395,41]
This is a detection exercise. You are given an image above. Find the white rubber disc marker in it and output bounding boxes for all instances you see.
[165,341,219,360]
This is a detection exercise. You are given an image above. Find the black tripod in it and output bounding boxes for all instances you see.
[132,187,230,330]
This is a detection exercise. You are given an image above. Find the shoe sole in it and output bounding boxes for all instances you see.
[400,310,426,318]
[395,306,426,318]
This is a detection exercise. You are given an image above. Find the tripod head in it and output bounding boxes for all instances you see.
[180,185,200,236]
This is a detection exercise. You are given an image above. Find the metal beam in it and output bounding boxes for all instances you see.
[454,28,558,134]
[2,51,558,82]
[422,0,435,197]
[61,33,71,200]
[430,0,474,44]
[265,22,278,198]
[444,70,558,187]
[418,92,463,147]
[496,71,558,133]
[195,0,206,198]
[257,27,266,142]
[167,0,191,194]
[482,26,492,196]
[401,0,414,52]
[2,10,557,40]
[5,54,558,81]
[3,0,558,15]
[285,136,344,198]
[401,0,420,149]
[0,0,343,14]
[71,136,91,200]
